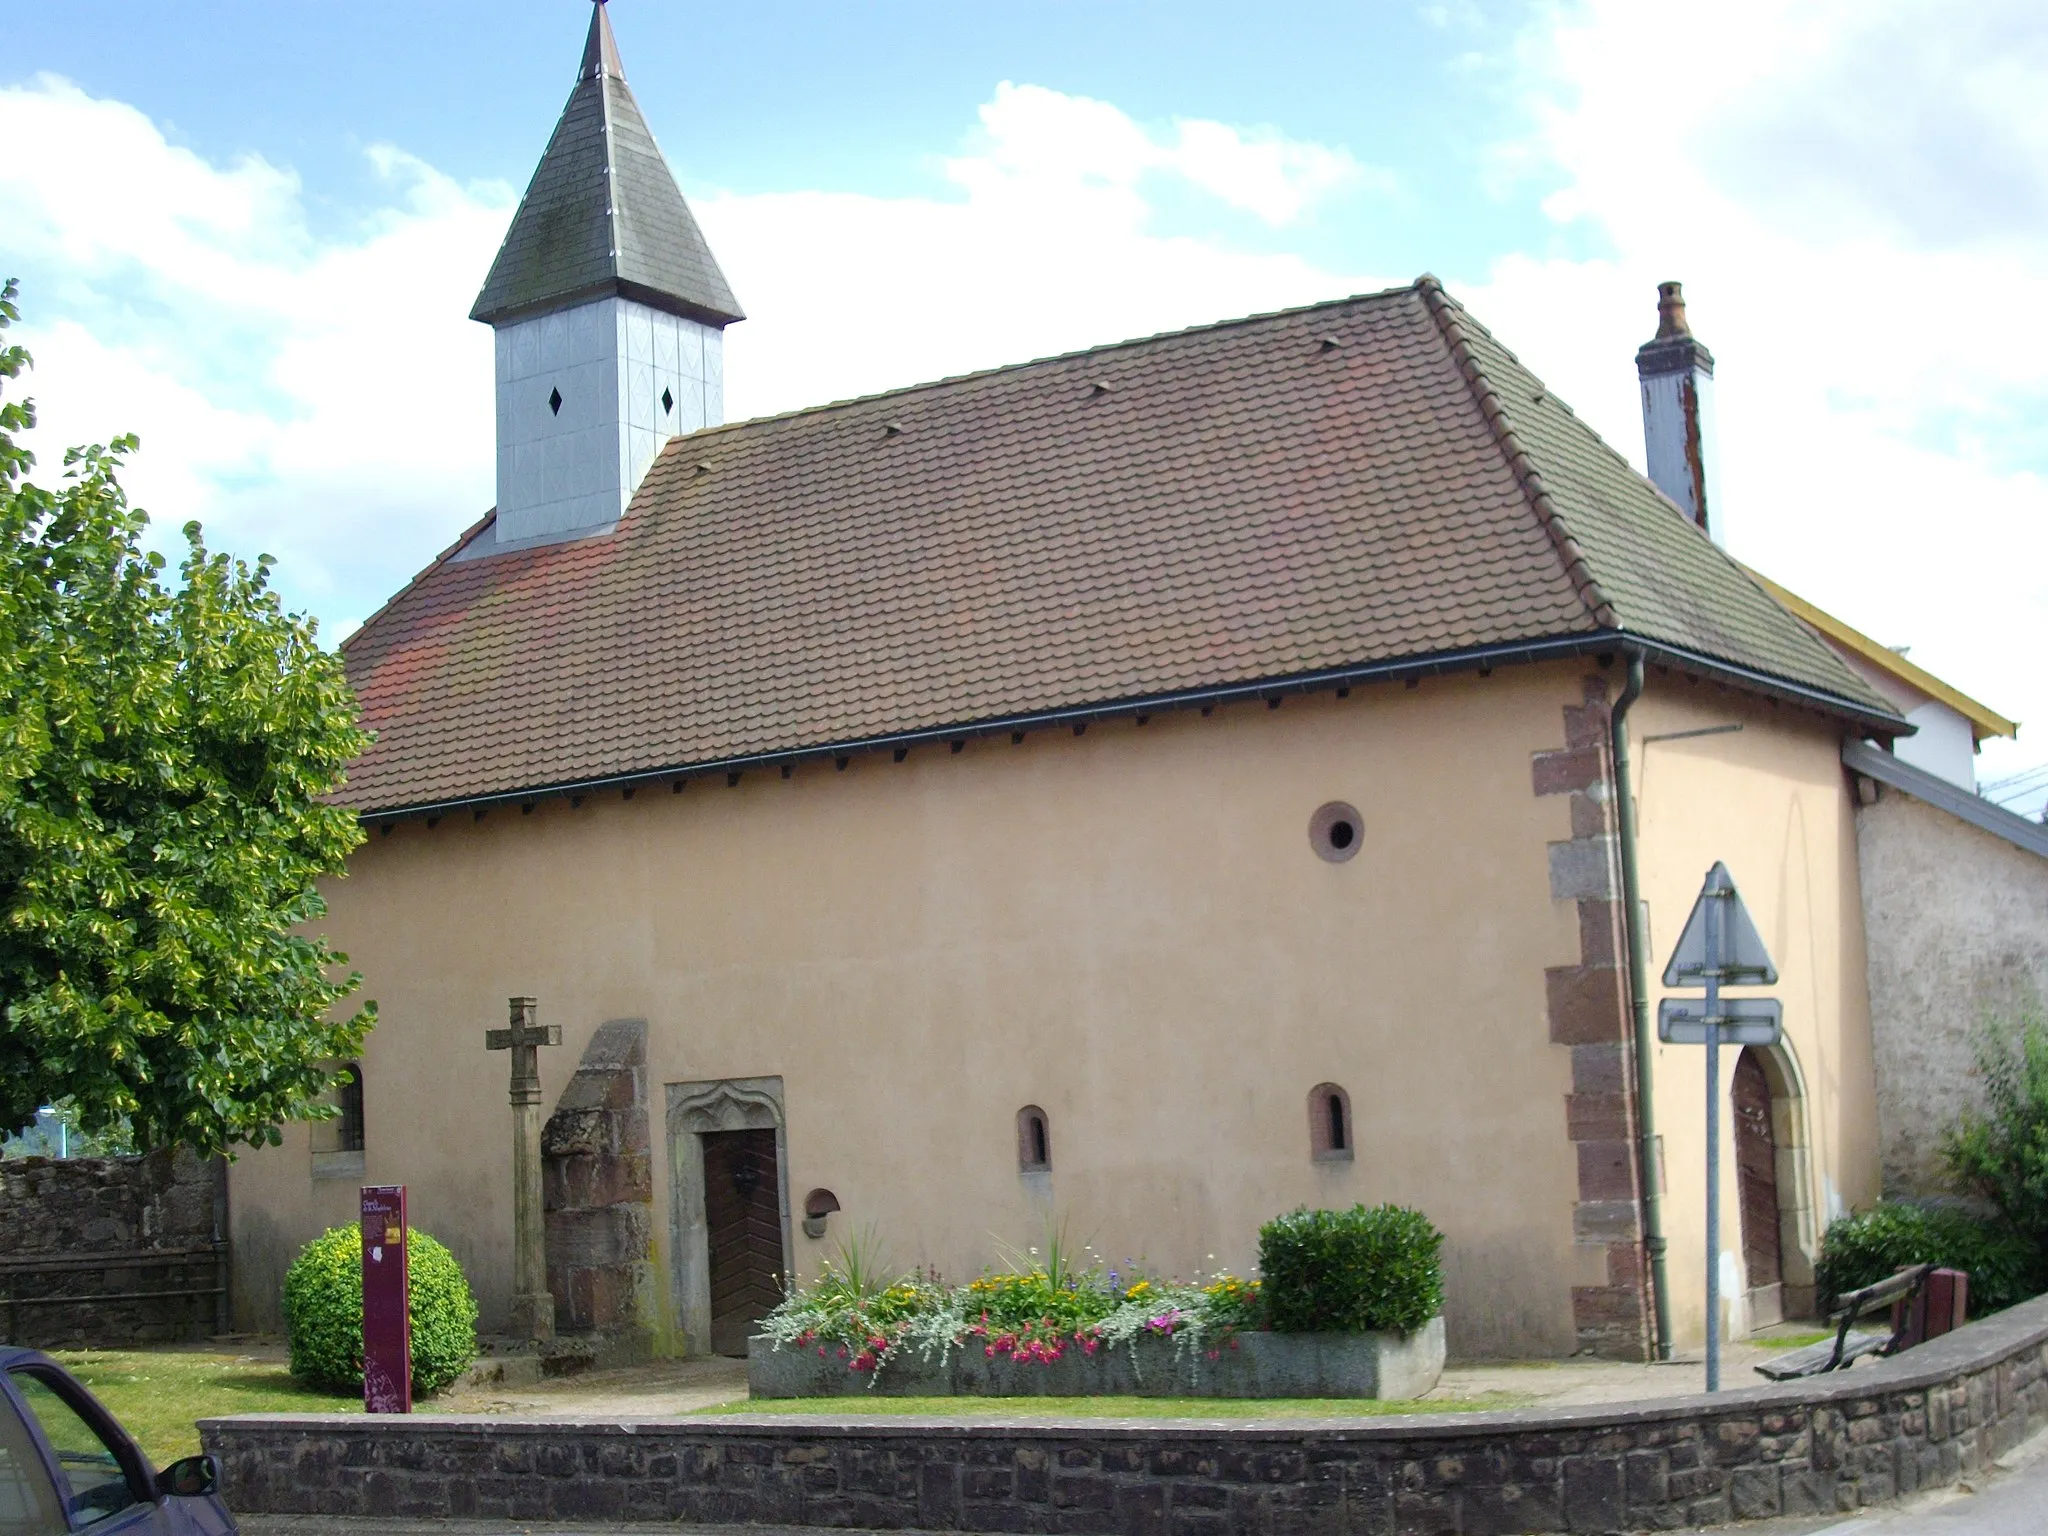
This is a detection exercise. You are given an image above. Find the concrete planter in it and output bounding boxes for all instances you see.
[747,1315,1445,1400]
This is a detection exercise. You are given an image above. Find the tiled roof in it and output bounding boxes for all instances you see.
[470,5,742,329]
[339,279,1898,815]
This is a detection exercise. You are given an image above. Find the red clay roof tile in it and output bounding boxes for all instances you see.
[336,279,1894,814]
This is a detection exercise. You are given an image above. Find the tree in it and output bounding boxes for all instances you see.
[0,278,375,1154]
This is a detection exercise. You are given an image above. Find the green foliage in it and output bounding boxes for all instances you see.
[0,280,373,1153]
[1816,1202,2035,1316]
[1942,1008,2048,1301]
[282,1223,479,1395]
[1258,1204,1445,1335]
[758,1227,1263,1377]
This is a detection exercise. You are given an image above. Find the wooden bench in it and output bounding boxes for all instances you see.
[1753,1263,1936,1381]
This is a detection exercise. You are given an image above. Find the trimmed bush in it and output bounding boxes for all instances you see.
[283,1224,479,1395]
[1816,1202,2034,1317]
[1258,1204,1444,1335]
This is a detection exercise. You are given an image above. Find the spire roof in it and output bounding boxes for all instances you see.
[471,3,743,329]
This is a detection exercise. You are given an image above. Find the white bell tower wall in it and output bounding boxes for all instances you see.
[493,295,724,548]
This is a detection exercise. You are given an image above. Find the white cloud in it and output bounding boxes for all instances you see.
[0,74,512,628]
[1,74,1381,633]
[707,85,1384,420]
[1463,0,2048,810]
[7,41,2040,821]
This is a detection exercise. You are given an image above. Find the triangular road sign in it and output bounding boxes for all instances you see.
[1662,861,1778,986]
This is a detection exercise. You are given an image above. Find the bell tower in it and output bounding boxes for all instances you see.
[470,2,743,550]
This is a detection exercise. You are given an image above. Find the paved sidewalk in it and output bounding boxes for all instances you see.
[413,1329,1820,1418]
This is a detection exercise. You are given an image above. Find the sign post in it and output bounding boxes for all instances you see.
[360,1184,411,1414]
[1659,862,1779,1393]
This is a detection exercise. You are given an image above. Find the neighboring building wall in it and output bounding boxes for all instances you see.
[0,1148,228,1347]
[1856,785,2048,1198]
[1835,652,1978,791]
[1629,676,1881,1344]
[235,662,1618,1360]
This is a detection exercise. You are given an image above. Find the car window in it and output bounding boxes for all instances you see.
[0,1388,66,1536]
[5,1375,137,1531]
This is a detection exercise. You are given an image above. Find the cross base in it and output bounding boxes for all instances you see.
[508,1290,556,1342]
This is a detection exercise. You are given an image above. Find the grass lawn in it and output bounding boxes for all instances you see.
[698,1393,1532,1418]
[1753,1329,1835,1351]
[50,1351,356,1466]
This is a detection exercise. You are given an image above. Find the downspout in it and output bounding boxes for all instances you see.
[1611,648,1673,1361]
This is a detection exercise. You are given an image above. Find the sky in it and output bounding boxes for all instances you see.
[3,0,2045,812]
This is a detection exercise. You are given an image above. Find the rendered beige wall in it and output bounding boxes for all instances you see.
[232,663,1610,1359]
[1628,675,1879,1348]
[1856,787,2048,1196]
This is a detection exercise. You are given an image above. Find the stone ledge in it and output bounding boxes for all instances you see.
[204,1293,2048,1533]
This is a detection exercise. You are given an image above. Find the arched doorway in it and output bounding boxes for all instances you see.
[1732,1049,1783,1324]
[1731,1042,1821,1323]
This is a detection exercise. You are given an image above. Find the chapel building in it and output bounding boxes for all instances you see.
[231,4,1928,1362]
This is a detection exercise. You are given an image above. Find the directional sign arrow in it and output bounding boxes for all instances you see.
[1657,996,1783,1046]
[1662,860,1778,987]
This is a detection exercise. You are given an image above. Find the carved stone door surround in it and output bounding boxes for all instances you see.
[665,1076,790,1357]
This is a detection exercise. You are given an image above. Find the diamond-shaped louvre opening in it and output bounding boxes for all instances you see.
[661,387,674,415]
[548,386,563,416]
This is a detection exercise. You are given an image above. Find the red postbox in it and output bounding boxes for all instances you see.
[360,1184,412,1413]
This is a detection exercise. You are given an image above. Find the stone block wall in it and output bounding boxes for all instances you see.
[1855,783,2048,1197]
[206,1292,2048,1534]
[0,1146,228,1346]
[541,1017,654,1340]
[1534,676,1650,1360]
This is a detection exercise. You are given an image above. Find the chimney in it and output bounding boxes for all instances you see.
[1636,281,1719,542]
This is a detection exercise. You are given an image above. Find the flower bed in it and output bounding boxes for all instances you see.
[748,1206,1446,1400]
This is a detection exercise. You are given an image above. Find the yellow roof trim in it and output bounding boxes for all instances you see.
[1744,566,2018,741]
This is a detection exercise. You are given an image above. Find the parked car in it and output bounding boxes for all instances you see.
[0,1346,234,1535]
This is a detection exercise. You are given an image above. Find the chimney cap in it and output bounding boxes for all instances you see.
[1637,280,1713,378]
[1655,281,1691,339]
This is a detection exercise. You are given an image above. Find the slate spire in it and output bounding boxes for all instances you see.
[581,0,625,82]
[471,2,743,329]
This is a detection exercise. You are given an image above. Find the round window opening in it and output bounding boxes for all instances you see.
[1309,801,1364,863]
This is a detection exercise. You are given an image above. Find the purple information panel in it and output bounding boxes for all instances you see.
[360,1184,411,1414]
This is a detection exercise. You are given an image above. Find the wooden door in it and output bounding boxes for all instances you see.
[1733,1049,1783,1322]
[702,1128,785,1356]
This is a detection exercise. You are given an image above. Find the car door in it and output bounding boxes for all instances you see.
[1,1366,163,1536]
[0,1375,69,1536]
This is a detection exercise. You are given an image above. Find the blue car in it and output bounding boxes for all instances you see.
[0,1346,234,1536]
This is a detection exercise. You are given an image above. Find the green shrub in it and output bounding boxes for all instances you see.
[1258,1204,1444,1335]
[283,1224,479,1395]
[1941,1009,2048,1306]
[1816,1202,2034,1316]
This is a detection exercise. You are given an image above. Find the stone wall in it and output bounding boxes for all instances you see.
[206,1293,2048,1534]
[0,1147,228,1347]
[542,1017,654,1345]
[1856,782,2048,1196]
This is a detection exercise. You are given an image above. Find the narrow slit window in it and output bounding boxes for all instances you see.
[1017,1105,1051,1172]
[336,1062,365,1153]
[1309,1083,1353,1162]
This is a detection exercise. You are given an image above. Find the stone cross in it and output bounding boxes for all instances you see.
[485,996,561,1340]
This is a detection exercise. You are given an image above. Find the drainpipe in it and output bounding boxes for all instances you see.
[1611,648,1673,1361]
